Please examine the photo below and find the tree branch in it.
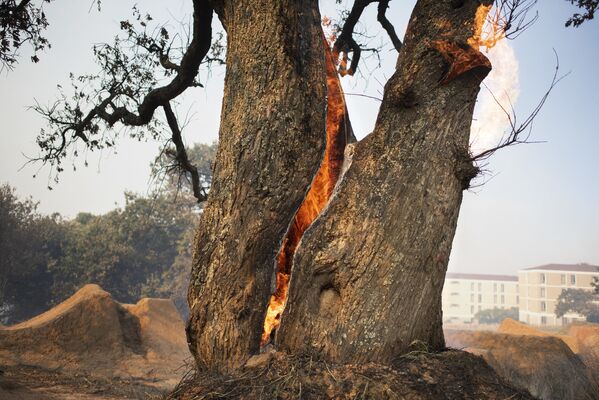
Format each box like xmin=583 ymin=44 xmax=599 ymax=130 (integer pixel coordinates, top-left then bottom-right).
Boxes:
xmin=333 ymin=0 xmax=376 ymax=76
xmin=377 ymin=0 xmax=402 ymax=52
xmin=163 ymin=102 xmax=207 ymax=203
xmin=107 ymin=0 xmax=213 ymax=127
xmin=37 ymin=0 xmax=213 ymax=154
xmin=333 ymin=0 xmax=402 ymax=76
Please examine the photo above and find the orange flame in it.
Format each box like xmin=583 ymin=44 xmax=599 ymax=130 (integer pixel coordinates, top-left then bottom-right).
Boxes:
xmin=468 ymin=3 xmax=506 ymax=50
xmin=261 ymin=35 xmax=349 ymax=346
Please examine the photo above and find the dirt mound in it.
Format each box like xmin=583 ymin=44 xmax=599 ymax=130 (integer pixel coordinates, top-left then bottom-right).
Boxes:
xmin=168 ymin=350 xmax=534 ymax=400
xmin=497 ymin=318 xmax=544 ymax=336
xmin=567 ymin=323 xmax=599 ymax=345
xmin=577 ymin=333 xmax=599 ymax=383
xmin=497 ymin=318 xmax=579 ymax=352
xmin=445 ymin=329 xmax=599 ymax=400
xmin=0 ymin=284 xmax=191 ymax=390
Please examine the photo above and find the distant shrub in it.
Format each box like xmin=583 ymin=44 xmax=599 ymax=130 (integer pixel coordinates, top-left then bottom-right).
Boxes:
xmin=475 ymin=307 xmax=519 ymax=324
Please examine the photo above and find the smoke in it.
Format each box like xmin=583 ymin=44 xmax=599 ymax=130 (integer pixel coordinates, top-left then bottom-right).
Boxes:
xmin=470 ymin=40 xmax=520 ymax=156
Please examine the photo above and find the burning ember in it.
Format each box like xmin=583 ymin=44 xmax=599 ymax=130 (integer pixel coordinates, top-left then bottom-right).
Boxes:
xmin=260 ymin=34 xmax=349 ymax=346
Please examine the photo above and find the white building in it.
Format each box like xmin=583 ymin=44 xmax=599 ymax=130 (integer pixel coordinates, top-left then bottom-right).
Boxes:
xmin=518 ymin=263 xmax=599 ymax=326
xmin=442 ymin=273 xmax=519 ymax=324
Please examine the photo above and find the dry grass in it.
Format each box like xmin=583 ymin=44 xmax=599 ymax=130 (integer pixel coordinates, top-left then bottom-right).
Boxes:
xmin=167 ymin=349 xmax=535 ymax=400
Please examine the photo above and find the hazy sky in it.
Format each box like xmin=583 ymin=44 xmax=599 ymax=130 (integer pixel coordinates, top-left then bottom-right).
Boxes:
xmin=0 ymin=1 xmax=597 ymax=276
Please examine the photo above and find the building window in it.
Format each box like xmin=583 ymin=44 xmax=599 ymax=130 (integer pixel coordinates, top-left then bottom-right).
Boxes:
xmin=470 ymin=306 xmax=474 ymax=314
xmin=541 ymin=301 xmax=547 ymax=312
xmin=517 ymin=295 xmax=519 ymax=304
xmin=540 ymin=273 xmax=546 ymax=284
xmin=478 ymin=294 xmax=482 ymax=303
xmin=501 ymin=295 xmax=505 ymax=304
xmin=570 ymin=275 xmax=576 ymax=285
xmin=494 ymin=294 xmax=497 ymax=304
xmin=541 ymin=316 xmax=547 ymax=325
xmin=494 ymin=283 xmax=497 ymax=292
xmin=478 ymin=283 xmax=482 ymax=291
xmin=471 ymin=282 xmax=474 ymax=291
xmin=470 ymin=294 xmax=474 ymax=302
xmin=540 ymin=288 xmax=545 ymax=298
xmin=561 ymin=274 xmax=566 ymax=285
xmin=501 ymin=284 xmax=505 ymax=292
xmin=478 ymin=305 xmax=482 ymax=312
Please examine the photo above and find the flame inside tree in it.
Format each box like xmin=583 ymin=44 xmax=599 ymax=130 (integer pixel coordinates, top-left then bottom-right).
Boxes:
xmin=261 ymin=36 xmax=352 ymax=346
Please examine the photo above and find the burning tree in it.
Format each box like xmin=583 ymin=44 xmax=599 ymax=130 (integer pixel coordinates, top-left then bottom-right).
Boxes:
xmin=31 ymin=0 xmax=554 ymax=384
xmin=185 ymin=0 xmax=549 ymax=371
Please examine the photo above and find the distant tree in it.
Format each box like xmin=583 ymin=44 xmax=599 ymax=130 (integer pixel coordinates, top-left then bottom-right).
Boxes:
xmin=152 ymin=141 xmax=217 ymax=205
xmin=0 ymin=140 xmax=216 ymax=323
xmin=566 ymin=0 xmax=599 ymax=27
xmin=0 ymin=183 xmax=65 ymax=323
xmin=592 ymin=276 xmax=599 ymax=295
xmin=555 ymin=288 xmax=599 ymax=323
xmin=475 ymin=307 xmax=519 ymax=324
xmin=51 ymin=192 xmax=197 ymax=304
xmin=151 ymin=226 xmax=196 ymax=318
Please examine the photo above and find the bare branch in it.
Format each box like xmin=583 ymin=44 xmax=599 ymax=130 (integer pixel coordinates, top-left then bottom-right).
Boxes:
xmin=478 ymin=0 xmax=538 ymax=48
xmin=377 ymin=0 xmax=402 ymax=52
xmin=332 ymin=0 xmax=402 ymax=76
xmin=333 ymin=0 xmax=376 ymax=76
xmin=470 ymin=51 xmax=565 ymax=162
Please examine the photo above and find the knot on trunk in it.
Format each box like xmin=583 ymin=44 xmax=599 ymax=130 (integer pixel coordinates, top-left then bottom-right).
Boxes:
xmin=455 ymin=158 xmax=480 ymax=190
xmin=387 ymin=81 xmax=418 ymax=109
xmin=450 ymin=0 xmax=465 ymax=8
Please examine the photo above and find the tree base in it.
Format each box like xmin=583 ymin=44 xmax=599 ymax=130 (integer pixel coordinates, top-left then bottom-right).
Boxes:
xmin=167 ymin=349 xmax=534 ymax=399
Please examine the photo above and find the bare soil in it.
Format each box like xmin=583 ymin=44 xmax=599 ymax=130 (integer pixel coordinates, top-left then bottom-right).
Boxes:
xmin=0 ymin=365 xmax=165 ymax=400
xmin=0 ymin=284 xmax=191 ymax=391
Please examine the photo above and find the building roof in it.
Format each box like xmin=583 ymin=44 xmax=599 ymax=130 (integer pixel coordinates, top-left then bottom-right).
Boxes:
xmin=445 ymin=273 xmax=518 ymax=282
xmin=523 ymin=263 xmax=599 ymax=273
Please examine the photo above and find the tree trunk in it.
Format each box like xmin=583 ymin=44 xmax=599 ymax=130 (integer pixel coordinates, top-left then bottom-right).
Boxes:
xmin=277 ymin=0 xmax=492 ymax=364
xmin=186 ymin=0 xmax=326 ymax=370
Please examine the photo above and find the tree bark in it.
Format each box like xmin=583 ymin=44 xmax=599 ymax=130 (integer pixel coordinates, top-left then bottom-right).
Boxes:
xmin=187 ymin=0 xmax=326 ymax=370
xmin=277 ymin=0 xmax=492 ymax=364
